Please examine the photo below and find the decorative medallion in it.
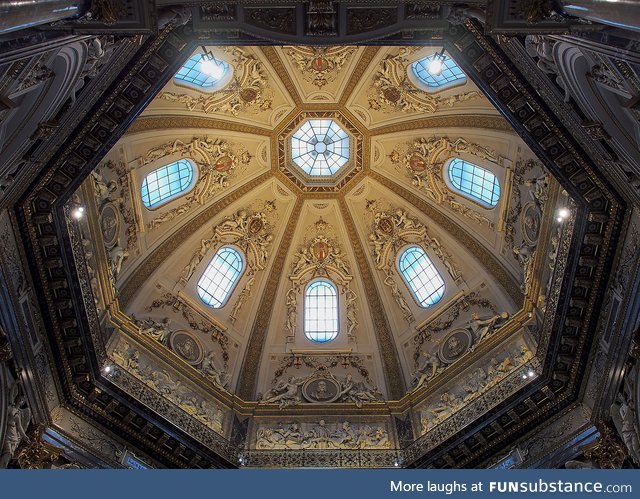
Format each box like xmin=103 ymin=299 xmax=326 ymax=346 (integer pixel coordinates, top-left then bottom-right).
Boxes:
xmin=438 ymin=329 xmax=473 ymax=364
xmin=285 ymin=46 xmax=358 ymax=88
xmin=170 ymin=330 xmax=205 ymax=366
xmin=521 ymin=202 xmax=542 ymax=246
xmin=99 ymin=202 xmax=120 ymax=248
xmin=302 ymin=376 xmax=341 ymax=403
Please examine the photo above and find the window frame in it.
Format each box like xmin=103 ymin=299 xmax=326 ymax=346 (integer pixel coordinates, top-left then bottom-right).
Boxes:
xmin=397 ymin=245 xmax=446 ymax=309
xmin=407 ymin=52 xmax=467 ymax=94
xmin=290 ymin=119 xmax=351 ymax=177
xmin=196 ymin=245 xmax=245 ymax=309
xmin=303 ymin=278 xmax=340 ymax=343
xmin=173 ymin=52 xmax=233 ymax=93
xmin=444 ymin=157 xmax=501 ymax=209
xmin=140 ymin=158 xmax=197 ymax=210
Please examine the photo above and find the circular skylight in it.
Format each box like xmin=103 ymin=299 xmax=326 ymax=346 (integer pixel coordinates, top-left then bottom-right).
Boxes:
xmin=291 ymin=119 xmax=350 ymax=176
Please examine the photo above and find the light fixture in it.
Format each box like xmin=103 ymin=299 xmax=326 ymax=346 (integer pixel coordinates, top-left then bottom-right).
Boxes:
xmin=428 ymin=48 xmax=446 ymax=76
xmin=71 ymin=205 xmax=85 ymax=220
xmin=557 ymin=207 xmax=570 ymax=223
xmin=199 ymin=46 xmax=225 ymax=80
xmin=238 ymin=453 xmax=247 ymax=466
xmin=102 ymin=363 xmax=113 ymax=374
xmin=528 ymin=369 xmax=536 ymax=378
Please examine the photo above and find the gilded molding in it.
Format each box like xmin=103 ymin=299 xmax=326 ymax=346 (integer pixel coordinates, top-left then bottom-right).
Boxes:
xmin=237 ymin=198 xmax=304 ymax=399
xmin=369 ymin=115 xmax=514 ymax=136
xmin=339 ymin=198 xmax=406 ymax=399
xmin=126 ymin=116 xmax=273 ymax=136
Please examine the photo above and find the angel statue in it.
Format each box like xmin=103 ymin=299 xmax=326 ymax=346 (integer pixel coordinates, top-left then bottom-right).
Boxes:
xmin=0 ymin=381 xmax=32 ymax=468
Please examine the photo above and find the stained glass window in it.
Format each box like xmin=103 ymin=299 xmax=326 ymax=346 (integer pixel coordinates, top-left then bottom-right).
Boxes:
xmin=398 ymin=246 xmax=445 ymax=308
xmin=174 ymin=53 xmax=230 ymax=89
xmin=448 ymin=158 xmax=501 ymax=207
xmin=291 ymin=120 xmax=349 ymax=176
xmin=197 ymin=247 xmax=243 ymax=308
xmin=304 ymin=280 xmax=339 ymax=342
xmin=411 ymin=54 xmax=466 ymax=89
xmin=141 ymin=159 xmax=194 ymax=209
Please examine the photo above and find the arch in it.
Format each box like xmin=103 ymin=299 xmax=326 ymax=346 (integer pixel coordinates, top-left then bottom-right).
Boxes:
xmin=140 ymin=159 xmax=195 ymax=209
xmin=174 ymin=53 xmax=232 ymax=91
xmin=197 ymin=246 xmax=244 ymax=308
xmin=398 ymin=246 xmax=445 ymax=308
xmin=304 ymin=279 xmax=339 ymax=342
xmin=410 ymin=53 xmax=466 ymax=92
xmin=447 ymin=158 xmax=500 ymax=208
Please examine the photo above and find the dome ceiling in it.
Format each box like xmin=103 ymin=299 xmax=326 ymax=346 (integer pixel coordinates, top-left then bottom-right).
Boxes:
xmin=71 ymin=43 xmax=571 ymax=464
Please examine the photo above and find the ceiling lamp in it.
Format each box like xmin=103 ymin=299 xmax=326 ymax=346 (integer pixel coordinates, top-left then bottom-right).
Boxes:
xmin=199 ymin=46 xmax=225 ymax=80
xmin=428 ymin=48 xmax=446 ymax=76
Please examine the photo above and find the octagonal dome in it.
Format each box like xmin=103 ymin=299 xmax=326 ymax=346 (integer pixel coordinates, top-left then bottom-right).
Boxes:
xmin=291 ymin=119 xmax=350 ymax=176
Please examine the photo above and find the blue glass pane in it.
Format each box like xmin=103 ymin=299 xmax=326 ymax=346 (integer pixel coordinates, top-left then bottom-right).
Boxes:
xmin=304 ymin=280 xmax=338 ymax=342
xmin=175 ymin=53 xmax=230 ymax=89
xmin=411 ymin=54 xmax=466 ymax=89
xmin=291 ymin=120 xmax=349 ymax=176
xmin=141 ymin=159 xmax=194 ymax=208
xmin=398 ymin=246 xmax=445 ymax=307
xmin=448 ymin=158 xmax=500 ymax=207
xmin=197 ymin=247 xmax=243 ymax=308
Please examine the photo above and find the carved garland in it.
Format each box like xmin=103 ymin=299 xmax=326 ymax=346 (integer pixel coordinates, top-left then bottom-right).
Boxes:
xmin=159 ymin=47 xmax=273 ymax=116
xmin=367 ymin=206 xmax=463 ymax=323
xmin=285 ymin=223 xmax=357 ymax=344
xmin=141 ymin=136 xmax=252 ymax=230
xmin=284 ymin=46 xmax=358 ymax=89
xmin=368 ymin=48 xmax=481 ymax=114
xmin=390 ymin=136 xmax=501 ymax=229
xmin=181 ymin=204 xmax=276 ymax=322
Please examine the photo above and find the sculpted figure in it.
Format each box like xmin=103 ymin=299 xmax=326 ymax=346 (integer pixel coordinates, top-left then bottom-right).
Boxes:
xmin=138 ymin=317 xmax=172 ymax=346
xmin=468 ymin=312 xmax=509 ymax=344
xmin=285 ymin=288 xmax=297 ymax=337
xmin=384 ymin=270 xmax=413 ymax=321
xmin=199 ymin=350 xmax=229 ymax=389
xmin=109 ymin=242 xmax=129 ymax=279
xmin=0 ymin=384 xmax=31 ymax=468
xmin=260 ymin=376 xmax=304 ymax=408
xmin=411 ymin=350 xmax=443 ymax=390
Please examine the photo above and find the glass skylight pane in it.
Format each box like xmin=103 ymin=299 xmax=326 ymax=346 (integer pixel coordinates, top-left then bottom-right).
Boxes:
xmin=141 ymin=159 xmax=194 ymax=208
xmin=304 ymin=280 xmax=338 ymax=342
xmin=448 ymin=158 xmax=500 ymax=207
xmin=291 ymin=120 xmax=350 ymax=176
xmin=197 ymin=247 xmax=243 ymax=308
xmin=175 ymin=53 xmax=230 ymax=89
xmin=399 ymin=246 xmax=445 ymax=308
xmin=411 ymin=54 xmax=467 ymax=89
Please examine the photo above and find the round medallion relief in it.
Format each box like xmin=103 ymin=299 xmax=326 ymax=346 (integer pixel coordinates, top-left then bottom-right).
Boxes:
xmin=302 ymin=376 xmax=340 ymax=403
xmin=378 ymin=217 xmax=394 ymax=235
xmin=170 ymin=330 xmax=205 ymax=366
xmin=521 ymin=203 xmax=541 ymax=246
xmin=438 ymin=329 xmax=472 ymax=364
xmin=99 ymin=203 xmax=120 ymax=249
xmin=409 ymin=155 xmax=427 ymax=173
xmin=311 ymin=57 xmax=329 ymax=72
xmin=312 ymin=240 xmax=329 ymax=261
xmin=248 ymin=217 xmax=264 ymax=235
xmin=383 ymin=87 xmax=402 ymax=103
xmin=215 ymin=156 xmax=233 ymax=172
xmin=239 ymin=88 xmax=258 ymax=103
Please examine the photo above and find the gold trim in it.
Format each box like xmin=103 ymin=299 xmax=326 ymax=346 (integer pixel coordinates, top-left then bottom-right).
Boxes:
xmin=126 ymin=115 xmax=273 ymax=136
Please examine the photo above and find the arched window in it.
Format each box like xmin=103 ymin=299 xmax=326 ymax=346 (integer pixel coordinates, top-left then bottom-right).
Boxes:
xmin=398 ymin=246 xmax=445 ymax=308
xmin=141 ymin=159 xmax=194 ymax=209
xmin=174 ymin=53 xmax=230 ymax=89
xmin=197 ymin=246 xmax=244 ymax=308
xmin=411 ymin=54 xmax=466 ymax=90
xmin=304 ymin=280 xmax=338 ymax=342
xmin=447 ymin=158 xmax=500 ymax=207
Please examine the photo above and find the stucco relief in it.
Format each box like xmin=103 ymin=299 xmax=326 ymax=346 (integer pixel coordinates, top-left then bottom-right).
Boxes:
xmin=367 ymin=204 xmax=462 ymax=322
xmin=368 ymin=48 xmax=481 ymax=114
xmin=140 ymin=136 xmax=253 ymax=230
xmin=159 ymin=48 xmax=273 ymax=116
xmin=255 ymin=420 xmax=390 ymax=450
